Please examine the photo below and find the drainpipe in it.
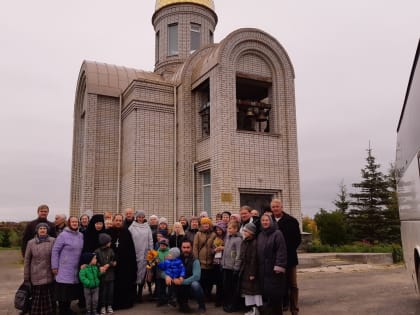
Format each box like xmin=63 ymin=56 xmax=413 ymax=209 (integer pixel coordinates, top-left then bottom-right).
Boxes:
xmin=192 ymin=161 xmax=198 ymax=216
xmin=173 ymin=86 xmax=177 ymax=222
xmin=116 ymin=94 xmax=122 ymax=214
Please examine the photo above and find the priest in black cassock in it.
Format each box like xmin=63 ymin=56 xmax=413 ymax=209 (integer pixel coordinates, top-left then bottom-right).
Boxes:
xmin=109 ymin=214 xmax=138 ymax=309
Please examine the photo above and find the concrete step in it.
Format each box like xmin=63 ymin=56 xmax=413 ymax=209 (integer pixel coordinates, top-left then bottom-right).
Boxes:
xmin=297 ymin=252 xmax=394 ymax=269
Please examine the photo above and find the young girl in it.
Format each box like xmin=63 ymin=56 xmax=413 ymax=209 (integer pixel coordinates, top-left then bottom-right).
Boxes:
xmin=240 ymin=222 xmax=262 ymax=315
xmin=213 ymin=222 xmax=226 ymax=307
xmin=221 ymin=220 xmax=242 ymax=312
xmin=169 ymin=222 xmax=185 ymax=249
xmin=94 ymin=233 xmax=117 ymax=314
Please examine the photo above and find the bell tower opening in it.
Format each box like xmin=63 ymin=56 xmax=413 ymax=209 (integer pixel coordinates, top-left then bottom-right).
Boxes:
xmin=236 ymin=77 xmax=272 ymax=132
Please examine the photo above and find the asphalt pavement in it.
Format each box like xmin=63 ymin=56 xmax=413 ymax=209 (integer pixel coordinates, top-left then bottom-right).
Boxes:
xmin=2 ymin=250 xmax=419 ymax=315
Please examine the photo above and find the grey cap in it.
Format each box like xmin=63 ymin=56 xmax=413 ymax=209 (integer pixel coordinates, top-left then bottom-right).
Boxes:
xmin=243 ymin=222 xmax=257 ymax=234
xmin=169 ymin=247 xmax=180 ymax=259
xmin=35 ymin=222 xmax=49 ymax=233
xmin=98 ymin=233 xmax=112 ymax=246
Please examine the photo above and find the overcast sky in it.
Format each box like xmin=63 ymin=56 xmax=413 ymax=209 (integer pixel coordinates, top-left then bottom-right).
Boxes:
xmin=1 ymin=0 xmax=419 ymax=222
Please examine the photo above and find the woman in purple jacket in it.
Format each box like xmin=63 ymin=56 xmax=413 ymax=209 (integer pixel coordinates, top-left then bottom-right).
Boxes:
xmin=51 ymin=216 xmax=84 ymax=315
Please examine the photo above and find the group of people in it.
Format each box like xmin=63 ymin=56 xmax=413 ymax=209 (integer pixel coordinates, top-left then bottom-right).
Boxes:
xmin=21 ymin=199 xmax=301 ymax=315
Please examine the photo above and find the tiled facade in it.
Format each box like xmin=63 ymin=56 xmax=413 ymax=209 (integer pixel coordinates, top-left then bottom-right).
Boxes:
xmin=70 ymin=0 xmax=302 ymax=225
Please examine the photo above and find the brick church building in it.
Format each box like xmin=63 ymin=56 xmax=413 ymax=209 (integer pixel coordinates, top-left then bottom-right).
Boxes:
xmin=70 ymin=0 xmax=302 ymax=224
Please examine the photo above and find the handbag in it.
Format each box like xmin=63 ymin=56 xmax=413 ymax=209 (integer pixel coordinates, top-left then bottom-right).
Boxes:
xmin=14 ymin=281 xmax=32 ymax=312
xmin=145 ymin=266 xmax=155 ymax=283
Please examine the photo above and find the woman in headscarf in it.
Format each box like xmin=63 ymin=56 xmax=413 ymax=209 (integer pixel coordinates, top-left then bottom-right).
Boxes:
xmin=82 ymin=214 xmax=105 ymax=253
xmin=128 ymin=210 xmax=153 ymax=303
xmin=193 ymin=217 xmax=216 ymax=299
xmin=23 ymin=222 xmax=56 ymax=315
xmin=51 ymin=216 xmax=84 ymax=315
xmin=257 ymin=214 xmax=287 ymax=315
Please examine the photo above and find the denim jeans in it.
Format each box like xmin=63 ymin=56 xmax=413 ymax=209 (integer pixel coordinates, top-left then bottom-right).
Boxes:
xmin=176 ymin=280 xmax=206 ymax=309
xmin=84 ymin=287 xmax=99 ymax=313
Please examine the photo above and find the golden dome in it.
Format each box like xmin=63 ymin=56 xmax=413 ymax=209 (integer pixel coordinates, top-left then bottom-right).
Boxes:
xmin=155 ymin=0 xmax=215 ymax=12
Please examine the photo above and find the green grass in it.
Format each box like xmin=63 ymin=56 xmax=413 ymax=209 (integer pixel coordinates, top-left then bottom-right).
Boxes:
xmin=0 ymin=246 xmax=19 ymax=251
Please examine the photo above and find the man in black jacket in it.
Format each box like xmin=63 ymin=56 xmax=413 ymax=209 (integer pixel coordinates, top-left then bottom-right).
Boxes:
xmin=21 ymin=204 xmax=56 ymax=256
xmin=271 ymin=198 xmax=301 ymax=315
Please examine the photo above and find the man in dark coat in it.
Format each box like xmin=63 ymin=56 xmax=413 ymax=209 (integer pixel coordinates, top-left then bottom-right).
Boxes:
xmin=239 ymin=205 xmax=261 ymax=236
xmin=109 ymin=214 xmax=138 ymax=309
xmin=271 ymin=199 xmax=301 ymax=315
xmin=21 ymin=204 xmax=56 ymax=256
xmin=123 ymin=208 xmax=135 ymax=228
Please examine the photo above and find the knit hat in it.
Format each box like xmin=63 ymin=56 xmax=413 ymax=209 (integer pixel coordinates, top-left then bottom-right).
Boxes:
xmin=215 ymin=221 xmax=227 ymax=233
xmin=159 ymin=217 xmax=168 ymax=226
xmin=243 ymin=222 xmax=257 ymax=235
xmin=159 ymin=238 xmax=169 ymax=246
xmin=98 ymin=233 xmax=112 ymax=246
xmin=135 ymin=210 xmax=146 ymax=218
xmin=149 ymin=214 xmax=158 ymax=221
xmin=168 ymin=247 xmax=180 ymax=259
xmin=199 ymin=211 xmax=209 ymax=218
xmin=200 ymin=217 xmax=212 ymax=225
xmin=35 ymin=222 xmax=49 ymax=233
xmin=80 ymin=252 xmax=96 ymax=265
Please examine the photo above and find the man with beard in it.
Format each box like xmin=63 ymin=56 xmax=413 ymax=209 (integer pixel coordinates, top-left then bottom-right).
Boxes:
xmin=173 ymin=239 xmax=206 ymax=314
xmin=185 ymin=217 xmax=199 ymax=245
xmin=108 ymin=214 xmax=137 ymax=309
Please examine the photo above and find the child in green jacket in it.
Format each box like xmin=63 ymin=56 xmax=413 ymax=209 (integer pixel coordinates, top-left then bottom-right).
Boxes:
xmin=79 ymin=252 xmax=102 ymax=315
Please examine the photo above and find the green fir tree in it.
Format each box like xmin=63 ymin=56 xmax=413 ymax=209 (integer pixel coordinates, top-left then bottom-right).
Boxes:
xmin=334 ymin=181 xmax=350 ymax=214
xmin=349 ymin=147 xmax=389 ymax=243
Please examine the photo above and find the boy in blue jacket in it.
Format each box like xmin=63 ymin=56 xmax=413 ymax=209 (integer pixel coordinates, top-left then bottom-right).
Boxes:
xmin=158 ymin=247 xmax=186 ymax=307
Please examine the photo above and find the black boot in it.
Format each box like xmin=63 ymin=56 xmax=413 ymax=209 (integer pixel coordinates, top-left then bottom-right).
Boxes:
xmin=137 ymin=283 xmax=144 ymax=303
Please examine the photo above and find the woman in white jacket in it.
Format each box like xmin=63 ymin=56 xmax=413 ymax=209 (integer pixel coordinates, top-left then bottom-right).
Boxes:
xmin=128 ymin=210 xmax=153 ymax=302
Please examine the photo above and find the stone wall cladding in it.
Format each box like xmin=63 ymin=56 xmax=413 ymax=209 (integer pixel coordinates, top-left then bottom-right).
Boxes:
xmin=71 ymin=5 xmax=301 ymax=225
xmin=173 ymin=46 xmax=215 ymax=219
xmin=92 ymin=95 xmax=120 ymax=213
xmin=70 ymin=76 xmax=86 ymax=216
xmin=121 ymin=81 xmax=175 ymax=219
xmin=207 ymin=29 xmax=301 ymax=222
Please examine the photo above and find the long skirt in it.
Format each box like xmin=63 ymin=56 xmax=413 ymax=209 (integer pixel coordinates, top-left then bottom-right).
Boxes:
xmin=31 ymin=283 xmax=55 ymax=315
